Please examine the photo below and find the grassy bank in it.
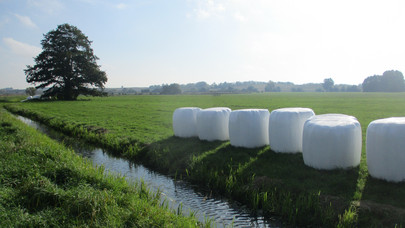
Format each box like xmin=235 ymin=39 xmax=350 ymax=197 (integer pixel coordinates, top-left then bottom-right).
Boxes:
xmin=4 ymin=93 xmax=405 ymax=226
xmin=0 ymin=109 xmax=201 ymax=227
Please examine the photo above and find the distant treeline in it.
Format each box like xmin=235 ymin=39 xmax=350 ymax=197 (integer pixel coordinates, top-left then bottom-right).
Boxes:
xmin=102 ymin=81 xmax=362 ymax=95
xmin=3 ymin=70 xmax=403 ymax=96
xmin=141 ymin=80 xmax=362 ymax=95
xmin=140 ymin=70 xmax=404 ymax=95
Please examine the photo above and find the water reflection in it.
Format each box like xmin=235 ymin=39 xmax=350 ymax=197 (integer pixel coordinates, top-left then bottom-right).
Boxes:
xmin=17 ymin=115 xmax=280 ymax=227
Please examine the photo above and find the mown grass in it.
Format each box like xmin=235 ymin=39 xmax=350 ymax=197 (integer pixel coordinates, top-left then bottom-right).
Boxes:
xmin=0 ymin=109 xmax=201 ymax=227
xmin=4 ymin=92 xmax=405 ymax=226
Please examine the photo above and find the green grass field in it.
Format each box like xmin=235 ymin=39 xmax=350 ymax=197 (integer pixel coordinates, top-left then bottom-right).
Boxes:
xmin=4 ymin=92 xmax=405 ymax=226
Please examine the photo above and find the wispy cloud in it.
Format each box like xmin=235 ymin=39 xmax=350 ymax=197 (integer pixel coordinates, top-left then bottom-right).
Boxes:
xmin=193 ymin=0 xmax=226 ymax=19
xmin=3 ymin=37 xmax=41 ymax=58
xmin=14 ymin=14 xmax=37 ymax=29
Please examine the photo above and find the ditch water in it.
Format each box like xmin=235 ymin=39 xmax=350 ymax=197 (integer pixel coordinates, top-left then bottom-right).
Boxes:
xmin=17 ymin=115 xmax=281 ymax=227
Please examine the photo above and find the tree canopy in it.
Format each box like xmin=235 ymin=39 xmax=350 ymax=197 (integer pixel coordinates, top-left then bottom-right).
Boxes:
xmin=25 ymin=23 xmax=107 ymax=100
xmin=322 ymin=78 xmax=334 ymax=92
xmin=161 ymin=83 xmax=182 ymax=95
xmin=25 ymin=87 xmax=36 ymax=96
xmin=362 ymin=70 xmax=405 ymax=92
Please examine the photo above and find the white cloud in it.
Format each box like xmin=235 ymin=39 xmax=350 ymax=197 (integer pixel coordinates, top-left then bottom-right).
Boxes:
xmin=3 ymin=37 xmax=41 ymax=58
xmin=14 ymin=14 xmax=37 ymax=29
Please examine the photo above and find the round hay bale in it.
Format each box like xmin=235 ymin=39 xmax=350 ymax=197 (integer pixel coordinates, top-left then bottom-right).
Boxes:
xmin=367 ymin=117 xmax=405 ymax=182
xmin=269 ymin=107 xmax=315 ymax=153
xmin=197 ymin=107 xmax=231 ymax=141
xmin=229 ymin=109 xmax=270 ymax=148
xmin=172 ymin=107 xmax=201 ymax=138
xmin=302 ymin=114 xmax=362 ymax=170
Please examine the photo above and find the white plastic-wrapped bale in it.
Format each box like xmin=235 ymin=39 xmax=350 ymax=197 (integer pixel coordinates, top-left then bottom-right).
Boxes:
xmin=229 ymin=109 xmax=270 ymax=148
xmin=269 ymin=107 xmax=315 ymax=153
xmin=197 ymin=107 xmax=231 ymax=141
xmin=172 ymin=107 xmax=201 ymax=138
xmin=302 ymin=114 xmax=362 ymax=170
xmin=367 ymin=117 xmax=405 ymax=182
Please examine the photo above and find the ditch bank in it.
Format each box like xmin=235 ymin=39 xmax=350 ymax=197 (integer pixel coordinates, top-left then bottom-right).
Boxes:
xmin=0 ymin=110 xmax=199 ymax=227
xmin=5 ymin=104 xmax=405 ymax=227
xmin=16 ymin=114 xmax=278 ymax=227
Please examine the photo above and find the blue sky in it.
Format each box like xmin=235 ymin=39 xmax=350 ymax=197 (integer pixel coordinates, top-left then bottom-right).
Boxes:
xmin=1 ymin=0 xmax=405 ymax=89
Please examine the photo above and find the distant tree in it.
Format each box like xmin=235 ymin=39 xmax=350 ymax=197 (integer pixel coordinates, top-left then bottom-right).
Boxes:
xmin=25 ymin=23 xmax=107 ymax=100
xmin=149 ymin=85 xmax=162 ymax=94
xmin=381 ymin=70 xmax=405 ymax=92
xmin=25 ymin=87 xmax=36 ymax=96
xmin=265 ymin=81 xmax=275 ymax=92
xmin=362 ymin=70 xmax=405 ymax=92
xmin=322 ymin=78 xmax=334 ymax=92
xmin=245 ymin=85 xmax=259 ymax=93
xmin=195 ymin=81 xmax=209 ymax=92
xmin=265 ymin=81 xmax=281 ymax=92
xmin=291 ymin=87 xmax=304 ymax=92
xmin=362 ymin=75 xmax=381 ymax=92
xmin=346 ymin=85 xmax=361 ymax=92
xmin=161 ymin=83 xmax=182 ymax=95
xmin=226 ymin=86 xmax=236 ymax=93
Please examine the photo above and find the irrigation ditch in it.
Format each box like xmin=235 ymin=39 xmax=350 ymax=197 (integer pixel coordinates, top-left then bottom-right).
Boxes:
xmin=15 ymin=114 xmax=282 ymax=227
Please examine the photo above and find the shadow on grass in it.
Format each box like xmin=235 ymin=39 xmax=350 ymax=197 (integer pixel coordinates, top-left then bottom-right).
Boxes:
xmin=141 ymin=136 xmax=226 ymax=174
xmin=246 ymin=150 xmax=360 ymax=198
xmin=142 ymin=136 xmax=364 ymax=225
xmin=144 ymin=136 xmax=360 ymax=199
xmin=357 ymin=175 xmax=405 ymax=226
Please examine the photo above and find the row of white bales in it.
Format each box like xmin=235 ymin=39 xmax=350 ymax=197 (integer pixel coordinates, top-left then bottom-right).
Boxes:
xmin=173 ymin=107 xmax=405 ymax=183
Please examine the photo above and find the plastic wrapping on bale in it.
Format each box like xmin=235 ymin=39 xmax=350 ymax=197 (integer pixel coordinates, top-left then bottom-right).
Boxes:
xmin=269 ymin=107 xmax=315 ymax=153
xmin=302 ymin=114 xmax=362 ymax=170
xmin=172 ymin=107 xmax=201 ymax=138
xmin=229 ymin=109 xmax=270 ymax=148
xmin=367 ymin=117 xmax=405 ymax=182
xmin=197 ymin=107 xmax=231 ymax=141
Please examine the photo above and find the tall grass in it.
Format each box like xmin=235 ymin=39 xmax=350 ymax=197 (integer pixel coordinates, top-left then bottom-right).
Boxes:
xmin=4 ymin=93 xmax=405 ymax=226
xmin=0 ymin=109 xmax=201 ymax=227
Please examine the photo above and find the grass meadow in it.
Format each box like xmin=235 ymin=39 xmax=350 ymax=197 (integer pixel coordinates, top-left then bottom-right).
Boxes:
xmin=4 ymin=92 xmax=405 ymax=226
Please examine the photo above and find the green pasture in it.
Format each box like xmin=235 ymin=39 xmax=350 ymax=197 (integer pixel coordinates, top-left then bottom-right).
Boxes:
xmin=4 ymin=92 xmax=405 ymax=226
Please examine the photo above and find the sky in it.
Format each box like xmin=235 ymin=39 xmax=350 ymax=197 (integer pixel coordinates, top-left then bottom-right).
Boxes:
xmin=1 ymin=0 xmax=405 ymax=89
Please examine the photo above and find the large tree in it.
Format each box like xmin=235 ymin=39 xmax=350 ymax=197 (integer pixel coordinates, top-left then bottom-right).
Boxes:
xmin=25 ymin=23 xmax=107 ymax=100
xmin=362 ymin=70 xmax=405 ymax=92
xmin=322 ymin=78 xmax=334 ymax=92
